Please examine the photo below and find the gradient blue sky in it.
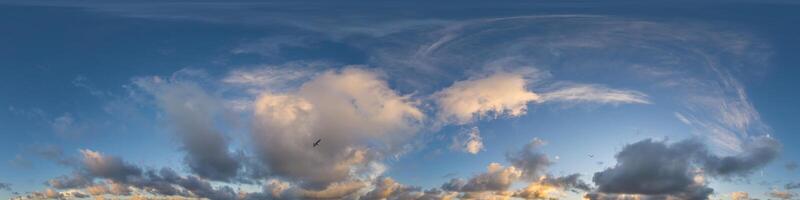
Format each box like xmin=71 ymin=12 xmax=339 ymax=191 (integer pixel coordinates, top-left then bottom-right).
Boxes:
xmin=1 ymin=1 xmax=799 ymax=200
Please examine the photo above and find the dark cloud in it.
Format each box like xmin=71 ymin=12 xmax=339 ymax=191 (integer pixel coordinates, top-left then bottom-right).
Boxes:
xmin=46 ymin=149 xmax=140 ymax=190
xmin=786 ymin=182 xmax=800 ymax=190
xmin=442 ymin=139 xmax=591 ymax=199
xmin=542 ymin=174 xmax=592 ymax=193
xmin=79 ymin=149 xmax=142 ymax=182
xmin=700 ymin=136 xmax=781 ymax=177
xmin=440 ymin=178 xmax=466 ymax=192
xmin=46 ymin=174 xmax=92 ymax=189
xmin=591 ymin=139 xmax=710 ymax=199
xmin=0 ymin=182 xmax=10 ymax=191
xmin=134 ymin=73 xmax=242 ymax=181
xmin=506 ymin=138 xmax=552 ymax=179
xmin=589 ymin=137 xmax=780 ymax=200
xmin=29 ymin=149 xmax=239 ymax=200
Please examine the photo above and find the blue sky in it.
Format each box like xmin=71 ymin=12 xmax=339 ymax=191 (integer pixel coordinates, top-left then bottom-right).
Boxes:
xmin=1 ymin=1 xmax=799 ymax=200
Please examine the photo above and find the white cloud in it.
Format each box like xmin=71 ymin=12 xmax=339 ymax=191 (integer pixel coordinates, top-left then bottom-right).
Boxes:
xmin=731 ymin=191 xmax=750 ymax=200
xmin=435 ymin=71 xmax=540 ymax=125
xmin=435 ymin=70 xmax=650 ymax=126
xmin=252 ymin=67 xmax=425 ymax=187
xmin=450 ymin=127 xmax=484 ymax=154
xmin=222 ymin=62 xmax=323 ymax=94
xmin=540 ymin=83 xmax=650 ymax=105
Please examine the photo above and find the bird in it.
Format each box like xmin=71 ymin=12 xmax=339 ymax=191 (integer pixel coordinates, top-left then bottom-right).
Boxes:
xmin=588 ymin=154 xmax=595 ymax=158
xmin=313 ymin=139 xmax=322 ymax=147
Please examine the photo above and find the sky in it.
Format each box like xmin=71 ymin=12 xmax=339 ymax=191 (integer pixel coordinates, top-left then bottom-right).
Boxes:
xmin=1 ymin=1 xmax=799 ymax=200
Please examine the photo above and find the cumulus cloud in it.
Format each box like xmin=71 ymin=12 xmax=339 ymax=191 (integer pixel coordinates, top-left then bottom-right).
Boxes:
xmin=294 ymin=181 xmax=367 ymax=200
xmin=13 ymin=189 xmax=88 ymax=200
xmin=731 ymin=191 xmax=751 ymax=200
xmin=22 ymin=149 xmax=241 ymax=200
xmin=78 ymin=149 xmax=142 ymax=182
xmin=45 ymin=149 xmax=142 ymax=190
xmin=47 ymin=173 xmax=92 ymax=190
xmin=14 ymin=11 xmax=783 ymax=200
xmin=590 ymin=139 xmax=713 ymax=200
xmin=441 ymin=163 xmax=521 ymax=200
xmin=440 ymin=138 xmax=591 ymax=200
xmin=245 ymin=179 xmax=370 ymax=200
xmin=362 ymin=177 xmax=420 ymax=200
xmin=506 ymin=138 xmax=551 ymax=179
xmin=454 ymin=163 xmax=522 ymax=192
xmin=514 ymin=174 xmax=592 ymax=200
xmin=588 ymin=137 xmax=780 ymax=200
xmin=85 ymin=182 xmax=131 ymax=196
xmin=450 ymin=127 xmax=484 ymax=154
xmin=134 ymin=71 xmax=241 ymax=181
xmin=434 ymin=71 xmax=540 ymax=125
xmin=768 ymin=189 xmax=796 ymax=200
xmin=251 ymin=67 xmax=424 ymax=188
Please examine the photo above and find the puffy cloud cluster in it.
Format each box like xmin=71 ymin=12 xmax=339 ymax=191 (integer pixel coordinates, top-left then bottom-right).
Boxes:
xmin=768 ymin=189 xmax=797 ymax=200
xmin=361 ymin=177 xmax=459 ymax=200
xmin=361 ymin=177 xmax=460 ymax=200
xmin=587 ymin=137 xmax=780 ymax=200
xmin=47 ymin=149 xmax=141 ymax=190
xmin=514 ymin=174 xmax=592 ymax=200
xmin=23 ymin=149 xmax=240 ymax=200
xmin=442 ymin=139 xmax=592 ymax=199
xmin=251 ymin=67 xmax=424 ymax=188
xmin=589 ymin=139 xmax=713 ymax=200
xmin=12 ymin=189 xmax=88 ymax=200
xmin=443 ymin=163 xmax=522 ymax=193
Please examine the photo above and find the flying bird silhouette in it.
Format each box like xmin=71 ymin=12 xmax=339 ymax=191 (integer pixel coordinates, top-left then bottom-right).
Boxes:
xmin=313 ymin=139 xmax=321 ymax=147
